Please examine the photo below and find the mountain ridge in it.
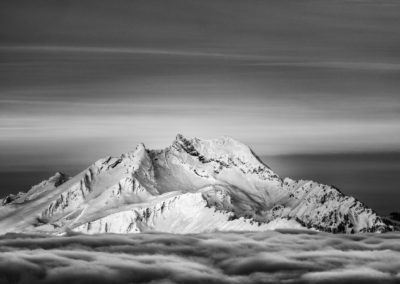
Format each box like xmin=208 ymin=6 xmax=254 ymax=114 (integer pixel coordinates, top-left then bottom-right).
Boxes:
xmin=0 ymin=134 xmax=390 ymax=234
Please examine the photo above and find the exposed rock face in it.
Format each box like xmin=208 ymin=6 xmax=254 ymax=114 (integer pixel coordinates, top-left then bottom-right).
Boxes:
xmin=0 ymin=135 xmax=389 ymax=234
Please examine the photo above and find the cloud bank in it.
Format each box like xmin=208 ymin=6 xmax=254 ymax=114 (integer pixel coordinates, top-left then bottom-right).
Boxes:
xmin=0 ymin=230 xmax=399 ymax=284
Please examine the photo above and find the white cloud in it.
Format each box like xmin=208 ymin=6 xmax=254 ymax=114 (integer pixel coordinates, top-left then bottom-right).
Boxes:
xmin=0 ymin=230 xmax=399 ymax=283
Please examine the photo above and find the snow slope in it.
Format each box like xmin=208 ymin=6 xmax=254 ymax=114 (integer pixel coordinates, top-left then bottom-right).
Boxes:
xmin=0 ymin=134 xmax=389 ymax=234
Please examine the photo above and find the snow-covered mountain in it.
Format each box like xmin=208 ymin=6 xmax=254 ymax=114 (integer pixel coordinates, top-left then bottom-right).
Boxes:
xmin=0 ymin=134 xmax=389 ymax=234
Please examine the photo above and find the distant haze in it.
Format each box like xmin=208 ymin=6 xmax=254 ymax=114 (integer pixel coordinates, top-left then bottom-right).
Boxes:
xmin=0 ymin=0 xmax=399 ymax=213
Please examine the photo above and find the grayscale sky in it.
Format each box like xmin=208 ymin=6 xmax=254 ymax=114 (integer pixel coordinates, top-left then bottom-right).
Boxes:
xmin=0 ymin=0 xmax=399 ymax=213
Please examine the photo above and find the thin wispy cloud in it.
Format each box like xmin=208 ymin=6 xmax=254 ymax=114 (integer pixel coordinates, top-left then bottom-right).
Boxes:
xmin=0 ymin=45 xmax=276 ymax=61
xmin=251 ymin=61 xmax=400 ymax=71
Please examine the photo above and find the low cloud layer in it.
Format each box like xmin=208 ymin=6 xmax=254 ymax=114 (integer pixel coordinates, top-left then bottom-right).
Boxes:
xmin=0 ymin=230 xmax=399 ymax=283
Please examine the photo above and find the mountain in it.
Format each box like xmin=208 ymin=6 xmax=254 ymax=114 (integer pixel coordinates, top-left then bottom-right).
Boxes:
xmin=383 ymin=212 xmax=400 ymax=231
xmin=0 ymin=134 xmax=389 ymax=234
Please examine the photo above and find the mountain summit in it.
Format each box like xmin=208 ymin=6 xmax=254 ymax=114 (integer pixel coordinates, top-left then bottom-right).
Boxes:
xmin=0 ymin=135 xmax=389 ymax=234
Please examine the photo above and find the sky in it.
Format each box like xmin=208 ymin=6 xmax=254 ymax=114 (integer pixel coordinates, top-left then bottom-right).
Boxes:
xmin=0 ymin=0 xmax=399 ymax=213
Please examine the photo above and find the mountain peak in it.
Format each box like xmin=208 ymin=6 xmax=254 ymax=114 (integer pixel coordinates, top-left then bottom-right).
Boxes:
xmin=176 ymin=135 xmax=269 ymax=173
xmin=173 ymin=134 xmax=257 ymax=160
xmin=174 ymin=133 xmax=241 ymax=146
xmin=175 ymin=133 xmax=186 ymax=142
xmin=134 ymin=142 xmax=147 ymax=154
